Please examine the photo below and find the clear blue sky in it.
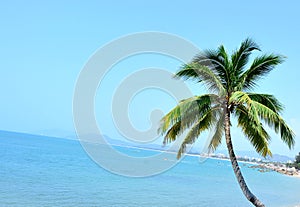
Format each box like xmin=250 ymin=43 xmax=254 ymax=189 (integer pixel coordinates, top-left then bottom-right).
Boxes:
xmin=0 ymin=0 xmax=299 ymax=156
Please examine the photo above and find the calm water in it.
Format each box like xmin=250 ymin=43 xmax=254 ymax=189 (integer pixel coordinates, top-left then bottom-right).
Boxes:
xmin=0 ymin=131 xmax=300 ymax=207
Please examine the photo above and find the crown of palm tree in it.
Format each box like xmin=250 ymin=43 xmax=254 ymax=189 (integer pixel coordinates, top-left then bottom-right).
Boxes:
xmin=158 ymin=38 xmax=295 ymax=158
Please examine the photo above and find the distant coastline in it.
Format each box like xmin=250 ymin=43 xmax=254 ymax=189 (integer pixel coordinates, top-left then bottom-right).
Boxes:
xmin=1 ymin=130 xmax=299 ymax=178
xmin=198 ymin=154 xmax=300 ymax=178
xmin=109 ymin=143 xmax=300 ymax=178
xmin=116 ymin=144 xmax=300 ymax=178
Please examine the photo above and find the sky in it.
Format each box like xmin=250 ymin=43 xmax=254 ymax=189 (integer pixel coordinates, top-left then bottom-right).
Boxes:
xmin=0 ymin=0 xmax=300 ymax=156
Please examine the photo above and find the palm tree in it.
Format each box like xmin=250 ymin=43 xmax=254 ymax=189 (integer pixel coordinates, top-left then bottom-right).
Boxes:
xmin=158 ymin=38 xmax=295 ymax=207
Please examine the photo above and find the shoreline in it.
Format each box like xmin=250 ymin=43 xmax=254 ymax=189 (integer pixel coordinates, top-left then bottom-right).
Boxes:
xmin=113 ymin=144 xmax=300 ymax=178
xmin=249 ymin=163 xmax=300 ymax=178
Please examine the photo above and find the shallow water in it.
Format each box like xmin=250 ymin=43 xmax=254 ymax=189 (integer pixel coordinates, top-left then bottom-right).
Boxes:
xmin=0 ymin=131 xmax=299 ymax=207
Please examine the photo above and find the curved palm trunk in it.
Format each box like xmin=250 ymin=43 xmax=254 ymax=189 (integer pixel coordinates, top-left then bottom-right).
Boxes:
xmin=224 ymin=106 xmax=265 ymax=207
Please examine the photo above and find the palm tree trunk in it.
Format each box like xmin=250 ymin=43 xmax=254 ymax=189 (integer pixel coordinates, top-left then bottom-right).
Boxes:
xmin=224 ymin=106 xmax=265 ymax=207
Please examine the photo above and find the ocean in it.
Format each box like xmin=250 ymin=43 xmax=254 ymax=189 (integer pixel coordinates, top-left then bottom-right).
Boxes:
xmin=0 ymin=131 xmax=300 ymax=207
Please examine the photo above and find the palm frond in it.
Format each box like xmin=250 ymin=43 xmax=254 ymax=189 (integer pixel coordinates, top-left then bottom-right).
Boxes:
xmin=175 ymin=62 xmax=225 ymax=94
xmin=217 ymin=45 xmax=231 ymax=70
xmin=159 ymin=94 xmax=219 ymax=144
xmin=163 ymin=121 xmax=181 ymax=145
xmin=208 ymin=109 xmax=225 ymax=152
xmin=278 ymin=118 xmax=295 ymax=149
xmin=193 ymin=49 xmax=229 ymax=88
xmin=231 ymin=38 xmax=260 ymax=78
xmin=236 ymin=105 xmax=272 ymax=157
xmin=250 ymin=101 xmax=295 ymax=149
xmin=247 ymin=93 xmax=283 ymax=114
xmin=239 ymin=54 xmax=285 ymax=90
xmin=176 ymin=107 xmax=219 ymax=159
xmin=230 ymin=91 xmax=295 ymax=150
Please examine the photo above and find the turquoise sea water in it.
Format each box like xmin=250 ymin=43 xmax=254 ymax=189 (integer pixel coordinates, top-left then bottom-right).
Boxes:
xmin=1 ymin=131 xmax=300 ymax=207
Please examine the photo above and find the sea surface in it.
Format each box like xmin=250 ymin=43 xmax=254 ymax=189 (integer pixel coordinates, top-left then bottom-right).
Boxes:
xmin=1 ymin=131 xmax=300 ymax=207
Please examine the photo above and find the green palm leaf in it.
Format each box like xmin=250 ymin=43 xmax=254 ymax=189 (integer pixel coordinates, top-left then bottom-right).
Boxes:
xmin=247 ymin=93 xmax=283 ymax=114
xmin=231 ymin=38 xmax=260 ymax=78
xmin=239 ymin=54 xmax=285 ymax=90
xmin=207 ymin=109 xmax=225 ymax=152
xmin=176 ymin=107 xmax=219 ymax=159
xmin=175 ymin=63 xmax=225 ymax=94
xmin=193 ymin=49 xmax=229 ymax=88
xmin=230 ymin=91 xmax=295 ymax=151
xmin=236 ymin=105 xmax=272 ymax=157
xmin=158 ymin=95 xmax=217 ymax=135
xmin=159 ymin=95 xmax=221 ymax=144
